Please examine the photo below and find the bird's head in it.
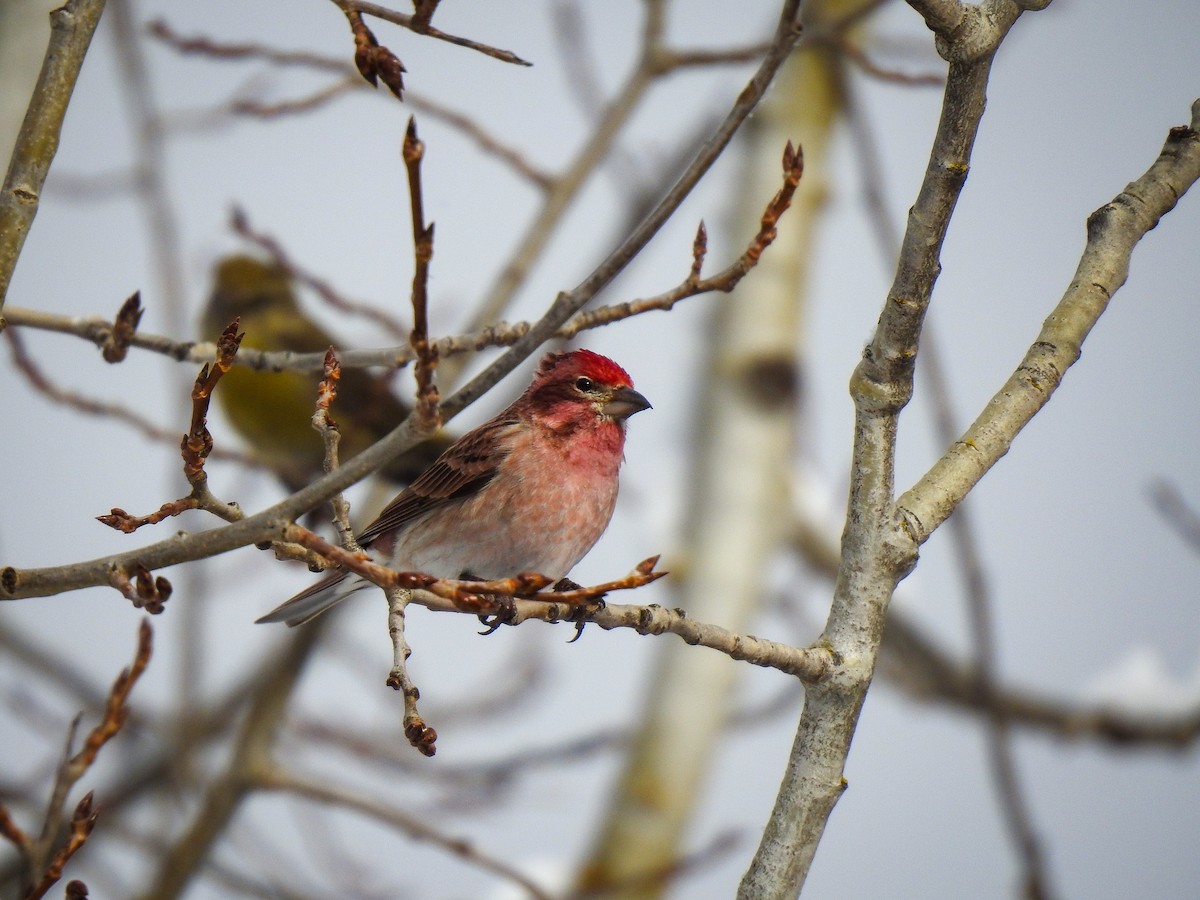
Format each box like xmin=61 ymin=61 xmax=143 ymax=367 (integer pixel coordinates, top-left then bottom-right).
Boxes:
xmin=201 ymin=255 xmax=299 ymax=340
xmin=526 ymin=349 xmax=652 ymax=429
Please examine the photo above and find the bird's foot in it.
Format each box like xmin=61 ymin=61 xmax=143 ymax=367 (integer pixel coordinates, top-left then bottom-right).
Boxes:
xmin=552 ymin=578 xmax=606 ymax=643
xmin=476 ymin=595 xmax=518 ymax=636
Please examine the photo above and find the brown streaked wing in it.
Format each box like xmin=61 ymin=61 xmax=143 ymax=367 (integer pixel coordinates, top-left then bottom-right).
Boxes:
xmin=356 ymin=416 xmax=519 ymax=547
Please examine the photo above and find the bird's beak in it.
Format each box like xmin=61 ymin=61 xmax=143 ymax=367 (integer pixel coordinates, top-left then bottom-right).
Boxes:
xmin=604 ymin=386 xmax=652 ymax=420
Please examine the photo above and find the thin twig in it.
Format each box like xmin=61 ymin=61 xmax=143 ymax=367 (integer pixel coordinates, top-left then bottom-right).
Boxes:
xmin=378 ymin=123 xmax=442 ymax=751
xmin=6 ymin=134 xmax=806 ymax=383
xmin=15 ymin=621 xmax=152 ymax=898
xmin=385 ymin=588 xmax=436 ymax=755
xmin=439 ymin=0 xmax=805 ymax=420
xmin=146 ymin=19 xmax=350 ymax=71
xmin=309 ymin=351 xmax=436 ymax=757
xmin=818 ymin=31 xmax=943 ymax=86
xmin=229 ymin=78 xmax=361 ymax=119
xmin=3 ymin=326 xmax=259 ymax=467
xmin=406 ymin=92 xmax=553 ymax=187
xmin=402 ymin=118 xmax=440 ymax=428
xmin=108 ymin=0 xmax=189 ymax=348
xmin=311 ymin=347 xmax=355 ymax=537
xmin=449 ymin=0 xmax=668 ymax=352
xmin=655 ymin=43 xmax=777 ymax=71
xmin=96 ymin=321 xmax=247 ymax=536
xmin=282 ymin=522 xmax=657 ymax=606
xmin=147 ymin=21 xmax=551 ymax=185
xmin=342 ymin=0 xmax=532 ymax=67
xmin=563 ymin=141 xmax=804 ymax=334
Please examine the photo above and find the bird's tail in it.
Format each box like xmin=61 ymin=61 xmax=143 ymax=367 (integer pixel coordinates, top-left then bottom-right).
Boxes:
xmin=255 ymin=571 xmax=372 ymax=627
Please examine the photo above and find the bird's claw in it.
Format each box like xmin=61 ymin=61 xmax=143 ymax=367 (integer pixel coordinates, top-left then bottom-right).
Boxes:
xmin=476 ymin=595 xmax=518 ymax=636
xmin=563 ymin=586 xmax=606 ymax=644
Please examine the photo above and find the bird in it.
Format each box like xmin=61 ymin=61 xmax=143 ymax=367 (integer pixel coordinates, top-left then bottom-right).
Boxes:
xmin=256 ymin=349 xmax=651 ymax=626
xmin=199 ymin=255 xmax=450 ymax=491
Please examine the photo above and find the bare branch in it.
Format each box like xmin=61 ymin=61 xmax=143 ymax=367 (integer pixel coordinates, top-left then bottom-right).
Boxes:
xmin=341 ymin=0 xmax=532 ymax=67
xmin=228 ymin=78 xmax=361 ymax=119
xmin=275 ymin=526 xmax=832 ymax=683
xmin=255 ymin=768 xmax=552 ymax=898
xmin=440 ymin=0 xmax=804 ymax=420
xmin=844 ymin=58 xmax=1054 ymax=896
xmin=820 ymin=31 xmax=944 ymax=86
xmin=882 ymin=614 xmax=1200 ymax=747
xmin=742 ymin=4 xmax=1052 ymax=896
xmin=580 ymin=602 xmax=832 ymax=683
xmin=96 ymin=321 xmax=247 ymax=536
xmin=554 ymin=143 xmax=805 ymax=335
xmin=14 ymin=621 xmax=151 ymax=897
xmin=138 ymin=623 xmax=323 ymax=900
xmin=385 ymin=588 xmax=438 ymax=756
xmin=6 ymin=139 xmax=805 ymax=384
xmin=405 ymin=92 xmax=554 ymax=187
xmin=402 ymin=118 xmax=440 ymax=430
xmin=448 ymin=0 xmax=800 ymax=362
xmin=790 ymin=509 xmax=1200 ymax=749
xmin=898 ymin=101 xmax=1200 ymax=541
xmin=3 ymin=325 xmax=257 ymax=467
xmin=146 ymin=19 xmax=350 ymax=71
xmin=231 ymin=207 xmax=411 ymax=342
xmin=149 ymin=21 xmax=549 ymax=183
xmin=0 ymin=0 xmax=108 ymax=319
xmin=311 ymin=347 xmax=354 ymax=534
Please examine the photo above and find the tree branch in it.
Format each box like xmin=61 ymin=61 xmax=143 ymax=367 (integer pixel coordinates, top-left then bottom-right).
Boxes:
xmin=741 ymin=4 xmax=1049 ymax=896
xmin=898 ymin=99 xmax=1200 ymax=541
xmin=0 ymin=0 xmax=108 ymax=319
xmin=254 ymin=767 xmax=553 ymax=899
xmin=341 ymin=0 xmax=532 ymax=67
xmin=6 ymin=620 xmax=151 ymax=898
xmin=137 ymin=621 xmax=322 ymax=900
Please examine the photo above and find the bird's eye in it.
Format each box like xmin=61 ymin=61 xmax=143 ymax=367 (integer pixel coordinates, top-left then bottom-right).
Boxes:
xmin=575 ymin=376 xmax=595 ymax=392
